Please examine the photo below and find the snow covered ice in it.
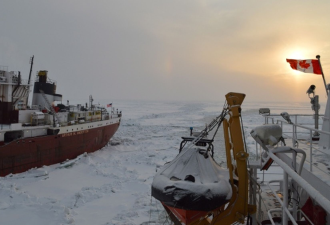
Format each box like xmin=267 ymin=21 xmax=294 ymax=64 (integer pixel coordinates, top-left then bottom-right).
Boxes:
xmin=0 ymin=99 xmax=319 ymax=225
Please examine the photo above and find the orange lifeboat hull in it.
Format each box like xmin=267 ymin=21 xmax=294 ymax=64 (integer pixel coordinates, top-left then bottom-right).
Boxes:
xmin=162 ymin=203 xmax=212 ymax=225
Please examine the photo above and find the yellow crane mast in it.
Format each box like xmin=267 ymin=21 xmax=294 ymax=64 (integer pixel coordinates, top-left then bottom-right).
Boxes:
xmin=189 ymin=92 xmax=256 ymax=225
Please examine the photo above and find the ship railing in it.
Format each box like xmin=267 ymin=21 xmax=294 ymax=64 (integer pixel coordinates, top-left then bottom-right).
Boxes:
xmin=111 ymin=114 xmax=120 ymax=119
xmin=31 ymin=105 xmax=40 ymax=110
xmin=0 ymin=124 xmax=10 ymax=130
xmin=249 ymin=114 xmax=330 ymax=224
xmin=264 ymin=179 xmax=317 ymax=225
xmin=266 ymin=209 xmax=314 ymax=225
xmin=0 ymin=66 xmax=8 ymax=71
xmin=264 ymin=151 xmax=330 ymax=225
xmin=249 ymin=161 xmax=285 ymax=223
xmin=261 ymin=114 xmax=330 ymax=174
xmin=249 ymin=149 xmax=330 ymax=225
xmin=34 ymin=74 xmax=57 ymax=86
xmin=13 ymin=77 xmax=30 ymax=85
xmin=266 ymin=180 xmax=298 ymax=225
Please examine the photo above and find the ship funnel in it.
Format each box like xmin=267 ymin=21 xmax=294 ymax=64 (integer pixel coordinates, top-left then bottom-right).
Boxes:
xmin=37 ymin=70 xmax=48 ymax=83
xmin=32 ymin=71 xmax=62 ymax=109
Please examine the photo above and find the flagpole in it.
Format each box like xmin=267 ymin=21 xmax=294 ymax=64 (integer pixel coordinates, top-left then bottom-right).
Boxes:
xmin=316 ymin=55 xmax=328 ymax=96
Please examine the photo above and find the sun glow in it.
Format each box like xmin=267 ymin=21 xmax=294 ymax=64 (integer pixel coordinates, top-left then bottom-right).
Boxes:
xmin=285 ymin=50 xmax=308 ymax=76
xmin=287 ymin=50 xmax=306 ymax=60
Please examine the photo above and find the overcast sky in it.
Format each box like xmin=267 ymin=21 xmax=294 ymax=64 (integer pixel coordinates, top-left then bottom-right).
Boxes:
xmin=1 ymin=1 xmax=330 ymax=103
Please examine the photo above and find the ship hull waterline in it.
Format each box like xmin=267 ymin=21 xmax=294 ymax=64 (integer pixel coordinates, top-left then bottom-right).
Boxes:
xmin=0 ymin=122 xmax=120 ymax=176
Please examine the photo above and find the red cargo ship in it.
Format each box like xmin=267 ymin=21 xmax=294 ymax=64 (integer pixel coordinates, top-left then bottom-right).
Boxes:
xmin=0 ymin=57 xmax=121 ymax=176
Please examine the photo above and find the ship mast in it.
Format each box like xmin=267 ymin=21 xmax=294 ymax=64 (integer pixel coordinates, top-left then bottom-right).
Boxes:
xmin=28 ymin=55 xmax=34 ymax=85
xmin=27 ymin=55 xmax=34 ymax=107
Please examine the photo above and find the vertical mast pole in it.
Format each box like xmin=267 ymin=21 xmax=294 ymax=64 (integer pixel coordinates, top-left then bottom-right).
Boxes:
xmin=28 ymin=55 xmax=34 ymax=85
xmin=27 ymin=55 xmax=34 ymax=108
xmin=316 ymin=55 xmax=328 ymax=96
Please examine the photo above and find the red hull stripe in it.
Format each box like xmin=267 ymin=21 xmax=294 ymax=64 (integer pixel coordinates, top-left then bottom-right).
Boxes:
xmin=0 ymin=123 xmax=120 ymax=176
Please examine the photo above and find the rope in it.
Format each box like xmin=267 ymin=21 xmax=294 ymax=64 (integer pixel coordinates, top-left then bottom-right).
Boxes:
xmin=195 ymin=101 xmax=229 ymax=144
xmin=210 ymin=101 xmax=228 ymax=141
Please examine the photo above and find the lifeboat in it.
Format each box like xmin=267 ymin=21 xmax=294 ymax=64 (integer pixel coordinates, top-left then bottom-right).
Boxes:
xmin=151 ymin=146 xmax=232 ymax=224
xmin=151 ymin=93 xmax=254 ymax=225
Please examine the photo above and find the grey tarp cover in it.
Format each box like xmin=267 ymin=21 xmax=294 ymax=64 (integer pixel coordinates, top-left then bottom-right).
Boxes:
xmin=151 ymin=147 xmax=232 ymax=211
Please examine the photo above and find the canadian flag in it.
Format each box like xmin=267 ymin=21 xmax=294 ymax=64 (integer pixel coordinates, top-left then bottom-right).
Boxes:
xmin=286 ymin=59 xmax=322 ymax=75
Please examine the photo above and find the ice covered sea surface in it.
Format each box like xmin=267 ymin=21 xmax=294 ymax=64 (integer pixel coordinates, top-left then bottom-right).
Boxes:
xmin=0 ymin=99 xmax=320 ymax=225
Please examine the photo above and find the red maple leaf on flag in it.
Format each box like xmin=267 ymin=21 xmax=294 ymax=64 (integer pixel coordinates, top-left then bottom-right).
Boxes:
xmin=299 ymin=60 xmax=310 ymax=69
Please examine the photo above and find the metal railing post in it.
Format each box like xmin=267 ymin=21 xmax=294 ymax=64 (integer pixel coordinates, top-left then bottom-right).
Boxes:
xmin=292 ymin=124 xmax=295 ymax=147
xmin=283 ymin=171 xmax=289 ymax=225
xmin=281 ymin=121 xmax=283 ymax=146
xmin=310 ymin=130 xmax=313 ymax=172
xmin=256 ymin=142 xmax=258 ymax=160
xmin=258 ymin=191 xmax=262 ymax=223
xmin=292 ymin=150 xmax=298 ymax=220
xmin=252 ymin=168 xmax=258 ymax=225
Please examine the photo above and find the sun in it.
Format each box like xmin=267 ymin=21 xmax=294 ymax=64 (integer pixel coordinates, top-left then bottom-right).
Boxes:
xmin=285 ymin=50 xmax=307 ymax=76
xmin=287 ymin=50 xmax=306 ymax=60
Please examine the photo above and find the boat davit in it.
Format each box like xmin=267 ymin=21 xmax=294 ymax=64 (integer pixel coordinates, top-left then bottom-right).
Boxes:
xmin=151 ymin=93 xmax=255 ymax=225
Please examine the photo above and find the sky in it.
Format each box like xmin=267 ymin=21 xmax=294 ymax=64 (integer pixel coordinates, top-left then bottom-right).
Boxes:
xmin=1 ymin=1 xmax=330 ymax=104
